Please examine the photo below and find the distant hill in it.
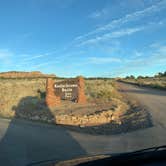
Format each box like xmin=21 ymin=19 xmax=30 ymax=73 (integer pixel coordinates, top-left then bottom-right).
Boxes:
xmin=0 ymin=71 xmax=56 ymax=78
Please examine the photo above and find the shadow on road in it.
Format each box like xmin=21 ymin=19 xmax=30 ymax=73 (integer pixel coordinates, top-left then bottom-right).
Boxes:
xmin=0 ymin=96 xmax=87 ymax=166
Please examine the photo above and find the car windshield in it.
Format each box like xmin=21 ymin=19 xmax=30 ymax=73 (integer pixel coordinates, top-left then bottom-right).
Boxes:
xmin=0 ymin=0 xmax=166 ymax=165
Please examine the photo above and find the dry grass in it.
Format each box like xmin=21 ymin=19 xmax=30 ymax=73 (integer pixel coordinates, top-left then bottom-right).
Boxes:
xmin=123 ymin=77 xmax=166 ymax=90
xmin=0 ymin=78 xmax=46 ymax=118
xmin=85 ymin=80 xmax=122 ymax=102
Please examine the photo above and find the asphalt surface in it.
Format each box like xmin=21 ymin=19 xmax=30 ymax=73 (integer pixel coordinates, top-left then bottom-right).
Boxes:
xmin=0 ymin=82 xmax=166 ymax=166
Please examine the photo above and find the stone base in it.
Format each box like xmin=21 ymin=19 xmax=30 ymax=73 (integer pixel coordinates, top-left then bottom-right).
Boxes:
xmin=46 ymin=78 xmax=61 ymax=108
xmin=77 ymin=77 xmax=87 ymax=104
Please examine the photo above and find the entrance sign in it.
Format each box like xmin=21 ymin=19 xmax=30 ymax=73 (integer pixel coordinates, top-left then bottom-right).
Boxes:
xmin=46 ymin=77 xmax=86 ymax=107
xmin=54 ymin=80 xmax=78 ymax=101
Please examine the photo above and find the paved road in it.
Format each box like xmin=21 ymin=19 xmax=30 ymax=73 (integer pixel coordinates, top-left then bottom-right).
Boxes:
xmin=117 ymin=82 xmax=166 ymax=128
xmin=0 ymin=83 xmax=166 ymax=166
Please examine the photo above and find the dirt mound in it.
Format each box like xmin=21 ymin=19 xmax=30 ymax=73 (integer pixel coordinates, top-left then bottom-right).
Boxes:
xmin=0 ymin=71 xmax=55 ymax=78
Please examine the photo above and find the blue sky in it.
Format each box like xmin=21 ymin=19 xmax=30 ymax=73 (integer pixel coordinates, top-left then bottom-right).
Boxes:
xmin=0 ymin=0 xmax=166 ymax=77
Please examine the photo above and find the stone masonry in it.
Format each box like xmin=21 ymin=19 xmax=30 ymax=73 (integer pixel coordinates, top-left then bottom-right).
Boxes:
xmin=46 ymin=78 xmax=61 ymax=107
xmin=77 ymin=77 xmax=87 ymax=104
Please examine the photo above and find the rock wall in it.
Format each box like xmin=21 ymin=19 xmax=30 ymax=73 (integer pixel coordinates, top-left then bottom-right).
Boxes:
xmin=77 ymin=77 xmax=87 ymax=104
xmin=55 ymin=102 xmax=127 ymax=126
xmin=56 ymin=110 xmax=114 ymax=126
xmin=46 ymin=78 xmax=61 ymax=107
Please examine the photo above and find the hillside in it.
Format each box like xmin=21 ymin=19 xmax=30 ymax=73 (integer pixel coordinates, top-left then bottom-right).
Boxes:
xmin=0 ymin=71 xmax=56 ymax=78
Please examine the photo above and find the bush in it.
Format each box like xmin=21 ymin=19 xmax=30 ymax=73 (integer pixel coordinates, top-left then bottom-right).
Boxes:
xmin=85 ymin=80 xmax=121 ymax=102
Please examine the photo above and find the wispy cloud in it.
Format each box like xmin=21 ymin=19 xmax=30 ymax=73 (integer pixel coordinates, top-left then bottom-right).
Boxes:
xmin=30 ymin=1 xmax=165 ymax=68
xmin=79 ymin=26 xmax=145 ymax=46
xmin=125 ymin=51 xmax=166 ymax=69
xmin=75 ymin=0 xmax=166 ymax=41
xmin=22 ymin=54 xmax=46 ymax=61
xmin=107 ymin=44 xmax=166 ymax=77
xmin=89 ymin=7 xmax=109 ymax=19
xmin=31 ymin=62 xmax=54 ymax=69
xmin=0 ymin=49 xmax=13 ymax=65
xmin=88 ymin=57 xmax=122 ymax=64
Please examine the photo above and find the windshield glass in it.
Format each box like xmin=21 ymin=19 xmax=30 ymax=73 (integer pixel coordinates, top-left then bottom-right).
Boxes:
xmin=0 ymin=0 xmax=166 ymax=165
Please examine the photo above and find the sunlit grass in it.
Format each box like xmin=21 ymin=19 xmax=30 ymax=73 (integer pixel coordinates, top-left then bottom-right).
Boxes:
xmin=85 ymin=80 xmax=122 ymax=102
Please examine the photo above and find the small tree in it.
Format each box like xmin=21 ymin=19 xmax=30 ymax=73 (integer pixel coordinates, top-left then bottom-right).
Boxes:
xmin=130 ymin=75 xmax=135 ymax=79
xmin=163 ymin=71 xmax=166 ymax=76
xmin=158 ymin=72 xmax=163 ymax=77
xmin=137 ymin=76 xmax=144 ymax=79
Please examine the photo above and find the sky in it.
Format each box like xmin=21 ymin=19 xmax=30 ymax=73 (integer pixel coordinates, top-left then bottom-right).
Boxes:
xmin=0 ymin=0 xmax=166 ymax=77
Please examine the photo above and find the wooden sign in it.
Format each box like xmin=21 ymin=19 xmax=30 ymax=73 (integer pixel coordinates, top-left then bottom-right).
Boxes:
xmin=46 ymin=77 xmax=86 ymax=107
xmin=54 ymin=79 xmax=78 ymax=101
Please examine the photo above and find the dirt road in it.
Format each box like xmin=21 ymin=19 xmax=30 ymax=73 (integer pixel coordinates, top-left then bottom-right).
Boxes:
xmin=0 ymin=82 xmax=166 ymax=166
